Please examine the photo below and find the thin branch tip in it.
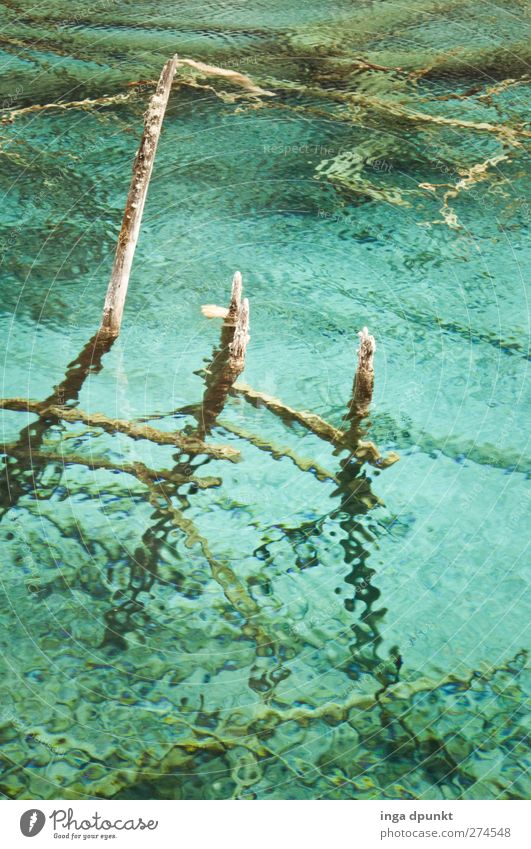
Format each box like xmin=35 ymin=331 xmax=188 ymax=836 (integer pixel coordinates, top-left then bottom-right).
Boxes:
xmin=227 ymin=270 xmax=243 ymax=320
xmin=357 ymin=327 xmax=376 ymax=373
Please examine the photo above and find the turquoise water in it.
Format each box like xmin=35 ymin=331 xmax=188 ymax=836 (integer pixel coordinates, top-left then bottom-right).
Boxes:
xmin=0 ymin=1 xmax=529 ymax=799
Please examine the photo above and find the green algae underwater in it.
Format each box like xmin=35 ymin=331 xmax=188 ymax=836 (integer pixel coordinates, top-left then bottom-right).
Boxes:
xmin=0 ymin=0 xmax=529 ymax=800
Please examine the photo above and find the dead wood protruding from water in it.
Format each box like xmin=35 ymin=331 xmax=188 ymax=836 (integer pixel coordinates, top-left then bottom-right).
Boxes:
xmin=201 ymin=270 xmax=242 ymax=322
xmin=227 ymin=270 xmax=243 ymax=322
xmin=350 ymin=326 xmax=376 ymax=421
xmin=101 ymin=55 xmax=178 ymax=336
xmin=1 ymin=58 xmax=179 ymax=515
xmin=229 ymin=327 xmax=396 ymax=469
xmin=230 ymin=297 xmax=250 ymax=361
xmin=8 ymin=330 xmax=115 ymax=453
xmin=197 ymin=275 xmax=250 ymax=437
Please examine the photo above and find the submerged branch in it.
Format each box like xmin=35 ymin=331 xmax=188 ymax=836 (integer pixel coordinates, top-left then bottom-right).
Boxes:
xmin=144 ymin=482 xmax=276 ymax=652
xmin=2 ymin=57 xmax=274 ymax=125
xmin=220 ymin=650 xmax=527 ymax=735
xmin=232 ymin=381 xmax=344 ymax=443
xmin=196 ymin=274 xmax=250 ymax=437
xmin=0 ymin=332 xmax=117 ymax=515
xmin=49 ymin=331 xmax=116 ymax=408
xmin=149 ymin=652 xmax=528 ymax=773
xmin=230 ymin=382 xmax=398 ymax=468
xmin=175 ymin=58 xmax=274 ymax=98
xmin=218 ymin=419 xmax=339 ymax=484
xmin=420 ymin=153 xmax=509 ymax=229
xmin=1 ymin=444 xmax=221 ymax=490
xmin=0 ymin=398 xmax=240 ymax=461
xmin=263 ymin=80 xmax=529 ymax=146
xmin=1 ymin=91 xmax=139 ymax=124
xmin=0 ymin=58 xmax=181 ymax=513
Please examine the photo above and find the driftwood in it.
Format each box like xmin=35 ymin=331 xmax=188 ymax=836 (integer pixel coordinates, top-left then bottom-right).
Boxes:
xmin=4 ymin=54 xmax=177 ymax=444
xmin=0 ymin=55 xmax=397 ymax=661
xmin=0 ymin=54 xmax=400 ymax=728
xmin=101 ymin=55 xmax=178 ymax=335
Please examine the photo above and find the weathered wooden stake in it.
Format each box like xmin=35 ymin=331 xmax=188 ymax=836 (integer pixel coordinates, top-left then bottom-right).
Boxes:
xmin=227 ymin=271 xmax=243 ymax=322
xmin=196 ymin=278 xmax=250 ymax=436
xmin=201 ymin=270 xmax=242 ymax=321
xmin=101 ymin=55 xmax=178 ymax=335
xmin=230 ymin=297 xmax=250 ymax=361
xmin=351 ymin=326 xmax=376 ymax=420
